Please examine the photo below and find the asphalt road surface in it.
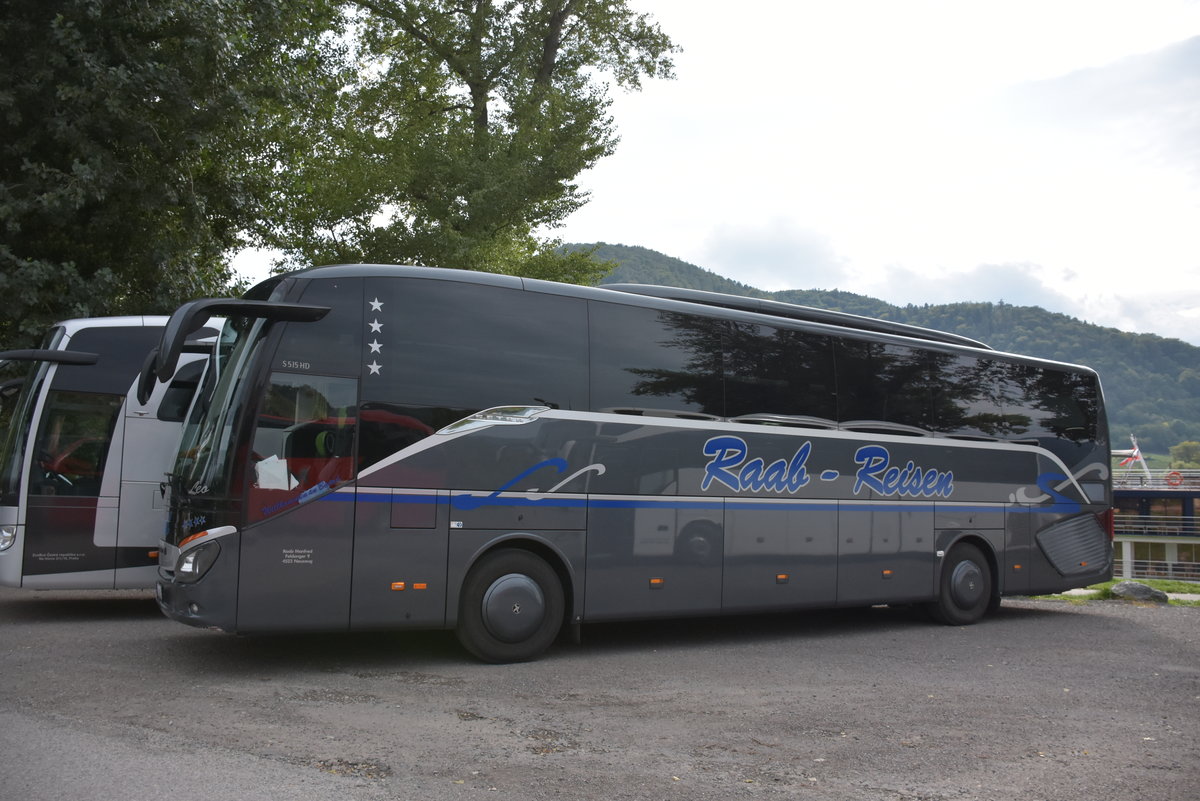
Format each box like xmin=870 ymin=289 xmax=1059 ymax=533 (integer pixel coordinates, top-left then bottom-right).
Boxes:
xmin=1 ymin=588 xmax=1197 ymax=801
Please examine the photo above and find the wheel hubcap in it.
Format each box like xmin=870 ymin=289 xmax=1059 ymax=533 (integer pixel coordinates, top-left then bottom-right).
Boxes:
xmin=481 ymin=573 xmax=545 ymax=643
xmin=949 ymin=559 xmax=985 ymax=608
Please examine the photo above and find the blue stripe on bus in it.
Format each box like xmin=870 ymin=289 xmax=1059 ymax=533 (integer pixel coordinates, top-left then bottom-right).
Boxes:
xmin=327 ymin=491 xmax=1081 ymax=516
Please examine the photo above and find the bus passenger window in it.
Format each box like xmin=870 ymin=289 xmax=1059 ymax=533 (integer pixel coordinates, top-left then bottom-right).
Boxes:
xmin=246 ymin=373 xmax=357 ymax=523
xmin=356 ymin=402 xmax=435 ymax=471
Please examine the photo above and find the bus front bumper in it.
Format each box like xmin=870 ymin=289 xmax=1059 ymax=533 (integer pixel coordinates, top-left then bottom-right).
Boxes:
xmin=156 ymin=537 xmax=240 ymax=632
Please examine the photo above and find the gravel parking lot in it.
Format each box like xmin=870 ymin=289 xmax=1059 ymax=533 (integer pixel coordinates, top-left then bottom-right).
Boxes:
xmin=1 ymin=589 xmax=1197 ymax=801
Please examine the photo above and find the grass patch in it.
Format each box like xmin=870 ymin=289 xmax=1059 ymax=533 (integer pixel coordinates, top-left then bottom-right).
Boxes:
xmin=1089 ymin=578 xmax=1200 ymax=595
xmin=1035 ymin=578 xmax=1200 ymax=606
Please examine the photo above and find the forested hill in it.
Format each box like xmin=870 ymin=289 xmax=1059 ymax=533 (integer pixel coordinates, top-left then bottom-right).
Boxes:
xmin=574 ymin=242 xmax=1200 ymax=454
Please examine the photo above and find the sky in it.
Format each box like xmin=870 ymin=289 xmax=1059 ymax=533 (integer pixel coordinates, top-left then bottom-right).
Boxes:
xmin=546 ymin=0 xmax=1200 ymax=345
xmin=233 ymin=0 xmax=1200 ymax=345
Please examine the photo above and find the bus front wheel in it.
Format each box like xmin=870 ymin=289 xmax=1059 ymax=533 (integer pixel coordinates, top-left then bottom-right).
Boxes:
xmin=927 ymin=543 xmax=992 ymax=625
xmin=456 ymin=549 xmax=564 ymax=663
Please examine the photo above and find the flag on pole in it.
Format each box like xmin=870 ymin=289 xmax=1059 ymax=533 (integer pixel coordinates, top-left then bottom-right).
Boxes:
xmin=1119 ymin=445 xmax=1141 ymax=466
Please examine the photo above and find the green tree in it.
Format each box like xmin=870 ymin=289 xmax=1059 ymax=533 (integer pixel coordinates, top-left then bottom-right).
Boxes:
xmin=1178 ymin=368 xmax=1200 ymax=395
xmin=1169 ymin=441 xmax=1200 ymax=468
xmin=0 ymin=0 xmax=347 ymax=348
xmin=267 ymin=0 xmax=677 ymax=283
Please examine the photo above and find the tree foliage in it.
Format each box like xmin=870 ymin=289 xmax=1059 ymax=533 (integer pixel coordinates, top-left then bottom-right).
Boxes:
xmin=1169 ymin=441 xmax=1200 ymax=469
xmin=267 ymin=0 xmax=676 ymax=283
xmin=0 ymin=0 xmax=346 ymax=348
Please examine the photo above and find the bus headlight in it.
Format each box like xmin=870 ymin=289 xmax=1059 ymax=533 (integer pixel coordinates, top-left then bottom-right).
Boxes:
xmin=0 ymin=525 xmax=15 ymax=551
xmin=176 ymin=541 xmax=220 ymax=583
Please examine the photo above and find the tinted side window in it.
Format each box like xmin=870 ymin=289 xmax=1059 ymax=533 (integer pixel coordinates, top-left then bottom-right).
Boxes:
xmin=590 ymin=302 xmax=725 ymax=419
xmin=1001 ymin=364 xmax=1100 ymax=458
xmin=834 ymin=339 xmax=934 ymax=430
xmin=724 ymin=322 xmax=836 ymax=421
xmin=930 ymin=355 xmax=1022 ymax=438
xmin=357 ymin=278 xmax=587 ymax=464
xmin=54 ymin=327 xmax=161 ymax=394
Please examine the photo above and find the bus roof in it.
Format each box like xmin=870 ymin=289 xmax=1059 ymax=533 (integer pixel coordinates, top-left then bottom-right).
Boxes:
xmin=252 ymin=264 xmax=1095 ymax=374
xmin=601 ymin=284 xmax=991 ymax=349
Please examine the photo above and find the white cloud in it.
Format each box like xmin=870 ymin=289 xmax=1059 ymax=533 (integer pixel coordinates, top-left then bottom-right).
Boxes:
xmin=868 ymin=262 xmax=1073 ymax=311
xmin=555 ymin=2 xmax=1200 ymax=344
xmin=699 ymin=220 xmax=847 ymax=291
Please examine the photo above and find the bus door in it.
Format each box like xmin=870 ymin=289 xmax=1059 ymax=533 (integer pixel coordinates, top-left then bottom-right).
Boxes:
xmin=112 ymin=353 xmax=210 ymax=587
xmin=237 ymin=371 xmax=359 ymax=631
xmin=350 ymin=486 xmax=450 ymax=629
xmin=348 ymin=402 xmax=448 ymax=629
xmin=23 ymin=380 xmax=123 ymax=586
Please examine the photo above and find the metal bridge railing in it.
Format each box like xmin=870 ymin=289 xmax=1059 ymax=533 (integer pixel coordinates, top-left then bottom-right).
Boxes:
xmin=1114 ymin=514 xmax=1200 ymax=538
xmin=1112 ymin=558 xmax=1200 ymax=583
xmin=1113 ymin=468 xmax=1200 ymax=490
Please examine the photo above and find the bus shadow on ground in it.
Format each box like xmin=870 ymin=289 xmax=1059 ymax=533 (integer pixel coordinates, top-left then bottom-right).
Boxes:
xmin=577 ymin=605 xmax=926 ymax=650
xmin=0 ymin=589 xmax=161 ymax=624
xmin=158 ymin=627 xmax=467 ymax=676
xmin=570 ymin=603 xmax=1027 ymax=657
xmin=153 ymin=601 xmax=1074 ymax=675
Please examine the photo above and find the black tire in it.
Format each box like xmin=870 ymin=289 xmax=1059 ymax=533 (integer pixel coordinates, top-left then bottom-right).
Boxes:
xmin=456 ymin=549 xmax=564 ymax=663
xmin=927 ymin=543 xmax=992 ymax=625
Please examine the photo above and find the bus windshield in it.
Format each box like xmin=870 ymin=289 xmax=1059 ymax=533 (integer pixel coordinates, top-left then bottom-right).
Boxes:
xmin=0 ymin=328 xmax=63 ymax=504
xmin=173 ymin=315 xmax=267 ymax=496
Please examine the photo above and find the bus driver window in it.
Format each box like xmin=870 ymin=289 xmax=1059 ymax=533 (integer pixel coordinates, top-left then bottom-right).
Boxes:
xmin=247 ymin=372 xmax=357 ymax=522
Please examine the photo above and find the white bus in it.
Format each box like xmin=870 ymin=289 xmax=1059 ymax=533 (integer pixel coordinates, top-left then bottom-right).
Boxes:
xmin=146 ymin=266 xmax=1113 ymax=661
xmin=0 ymin=317 xmax=214 ymax=588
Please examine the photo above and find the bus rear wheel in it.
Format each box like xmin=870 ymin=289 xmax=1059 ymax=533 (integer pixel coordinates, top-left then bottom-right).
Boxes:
xmin=927 ymin=543 xmax=992 ymax=625
xmin=456 ymin=549 xmax=564 ymax=663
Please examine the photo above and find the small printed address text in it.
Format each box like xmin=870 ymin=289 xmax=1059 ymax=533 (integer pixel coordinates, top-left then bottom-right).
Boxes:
xmin=281 ymin=548 xmax=314 ymax=566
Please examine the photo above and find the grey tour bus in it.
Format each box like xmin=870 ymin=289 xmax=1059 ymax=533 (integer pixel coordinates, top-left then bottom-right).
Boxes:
xmin=0 ymin=317 xmax=213 ymax=588
xmin=144 ymin=265 xmax=1113 ymax=661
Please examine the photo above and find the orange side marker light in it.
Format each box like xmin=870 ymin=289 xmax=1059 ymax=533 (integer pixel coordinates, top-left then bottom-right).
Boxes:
xmin=179 ymin=531 xmax=207 ymax=548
